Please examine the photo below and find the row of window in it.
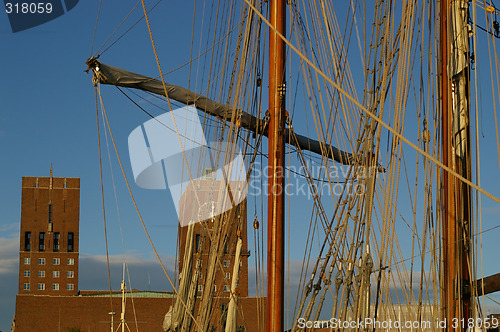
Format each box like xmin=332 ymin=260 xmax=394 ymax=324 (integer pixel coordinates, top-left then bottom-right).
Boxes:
xmin=197 ymin=272 xmax=232 ymax=280
xmin=194 ymin=234 xmax=231 ymax=254
xmin=24 ymin=231 xmax=74 ymax=252
xmin=24 ymin=258 xmax=74 ymax=265
xmin=23 ymin=283 xmax=74 ymax=291
xmin=23 ymin=270 xmax=74 ymax=278
xmin=196 ymin=285 xmax=231 ymax=292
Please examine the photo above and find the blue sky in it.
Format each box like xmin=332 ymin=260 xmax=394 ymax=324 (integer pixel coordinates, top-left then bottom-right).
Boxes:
xmin=0 ymin=2 xmax=197 ymax=329
xmin=2 ymin=1 xmax=500 ymax=331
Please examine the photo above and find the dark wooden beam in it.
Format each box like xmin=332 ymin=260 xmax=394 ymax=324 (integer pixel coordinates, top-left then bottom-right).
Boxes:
xmin=472 ymin=273 xmax=500 ymax=296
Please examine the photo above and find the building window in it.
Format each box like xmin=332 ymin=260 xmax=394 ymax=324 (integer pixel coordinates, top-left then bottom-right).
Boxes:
xmin=39 ymin=232 xmax=45 ymax=251
xmin=38 ymin=271 xmax=45 ymax=278
xmin=38 ymin=258 xmax=45 ymax=265
xmin=195 ymin=234 xmax=200 ymax=252
xmin=23 ymin=270 xmax=30 ymax=277
xmin=52 ymin=283 xmax=59 ymax=291
xmin=67 ymin=258 xmax=74 ymax=265
xmin=53 ymin=232 xmax=60 ymax=252
xmin=67 ymin=283 xmax=74 ymax=291
xmin=199 ymin=273 xmax=202 ymax=279
xmin=224 ymin=272 xmax=230 ymax=279
xmin=68 ymin=232 xmax=74 ymax=252
xmin=224 ymin=285 xmax=230 ymax=292
xmin=53 ymin=258 xmax=60 ymax=265
xmin=24 ymin=258 xmax=31 ymax=265
xmin=213 ymin=285 xmax=217 ymax=292
xmin=223 ymin=260 xmax=230 ymax=267
xmin=24 ymin=232 xmax=31 ymax=251
xmin=23 ymin=283 xmax=30 ymax=290
xmin=53 ymin=271 xmax=60 ymax=278
xmin=38 ymin=283 xmax=45 ymax=290
xmin=224 ymin=242 xmax=229 ymax=254
xmin=67 ymin=271 xmax=74 ymax=278
xmin=198 ymin=285 xmax=203 ymax=292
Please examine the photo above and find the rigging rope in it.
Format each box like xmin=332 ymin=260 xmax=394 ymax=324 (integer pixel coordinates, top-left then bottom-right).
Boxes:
xmin=97 ymin=87 xmax=203 ymax=332
xmin=246 ymin=0 xmax=500 ymax=206
xmin=94 ymin=87 xmax=114 ymax=318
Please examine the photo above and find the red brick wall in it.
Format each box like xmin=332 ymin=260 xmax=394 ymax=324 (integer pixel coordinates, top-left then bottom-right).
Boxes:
xmin=14 ymin=294 xmax=265 ymax=331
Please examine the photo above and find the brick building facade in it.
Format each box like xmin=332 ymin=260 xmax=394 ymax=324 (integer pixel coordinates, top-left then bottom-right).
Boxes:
xmin=177 ymin=179 xmax=250 ymax=298
xmin=18 ymin=173 xmax=80 ymax=296
xmin=14 ymin=292 xmax=264 ymax=331
xmin=13 ymin=173 xmax=265 ymax=331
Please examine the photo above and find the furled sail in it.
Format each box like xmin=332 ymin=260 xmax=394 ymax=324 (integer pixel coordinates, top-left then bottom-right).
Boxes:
xmin=163 ymin=224 xmax=195 ymax=331
xmin=225 ymin=236 xmax=243 ymax=332
xmin=450 ymin=0 xmax=470 ymax=158
xmin=86 ymin=58 xmax=356 ymax=166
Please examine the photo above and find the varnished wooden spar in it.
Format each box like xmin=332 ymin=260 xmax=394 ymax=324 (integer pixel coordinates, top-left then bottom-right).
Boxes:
xmin=267 ymin=0 xmax=285 ymax=331
xmin=466 ymin=273 xmax=500 ymax=297
xmin=441 ymin=0 xmax=473 ymax=329
xmin=440 ymin=0 xmax=455 ymax=328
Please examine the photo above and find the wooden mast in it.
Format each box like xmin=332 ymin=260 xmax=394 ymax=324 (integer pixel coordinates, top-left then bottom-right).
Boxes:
xmin=441 ymin=0 xmax=472 ymax=329
xmin=268 ymin=0 xmax=286 ymax=331
xmin=440 ymin=0 xmax=454 ymax=326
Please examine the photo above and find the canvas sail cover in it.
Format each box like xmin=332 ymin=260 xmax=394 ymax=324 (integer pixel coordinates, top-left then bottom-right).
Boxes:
xmin=449 ymin=0 xmax=469 ymax=158
xmin=87 ymin=59 xmax=356 ymax=166
xmin=225 ymin=237 xmax=243 ymax=332
xmin=163 ymin=224 xmax=195 ymax=331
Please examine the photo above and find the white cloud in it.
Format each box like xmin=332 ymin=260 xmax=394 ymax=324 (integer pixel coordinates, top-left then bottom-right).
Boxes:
xmin=0 ymin=235 xmax=18 ymax=275
xmin=78 ymin=253 xmax=177 ymax=292
xmin=80 ymin=252 xmax=176 ymax=267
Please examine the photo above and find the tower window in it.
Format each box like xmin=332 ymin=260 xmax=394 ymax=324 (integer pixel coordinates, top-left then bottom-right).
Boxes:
xmin=23 ymin=270 xmax=30 ymax=277
xmin=224 ymin=285 xmax=230 ymax=292
xmin=38 ymin=271 xmax=45 ymax=278
xmin=53 ymin=258 xmax=60 ymax=265
xmin=24 ymin=258 xmax=31 ymax=265
xmin=67 ymin=271 xmax=74 ymax=278
xmin=53 ymin=232 xmax=60 ymax=252
xmin=67 ymin=258 xmax=74 ymax=265
xmin=52 ymin=283 xmax=59 ymax=290
xmin=38 ymin=258 xmax=45 ymax=265
xmin=38 ymin=283 xmax=45 ymax=290
xmin=68 ymin=232 xmax=74 ymax=252
xmin=23 ymin=283 xmax=30 ymax=290
xmin=195 ymin=234 xmax=200 ymax=252
xmin=53 ymin=271 xmax=60 ymax=278
xmin=24 ymin=232 xmax=31 ymax=251
xmin=67 ymin=283 xmax=74 ymax=291
xmin=198 ymin=285 xmax=203 ymax=292
xmin=39 ymin=232 xmax=45 ymax=251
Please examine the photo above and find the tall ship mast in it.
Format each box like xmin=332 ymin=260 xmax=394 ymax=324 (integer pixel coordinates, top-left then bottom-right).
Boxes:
xmin=85 ymin=1 xmax=500 ymax=331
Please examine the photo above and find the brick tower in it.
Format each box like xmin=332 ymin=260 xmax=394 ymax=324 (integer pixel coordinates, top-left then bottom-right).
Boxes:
xmin=177 ymin=178 xmax=249 ymax=298
xmin=18 ymin=168 xmax=80 ymax=296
